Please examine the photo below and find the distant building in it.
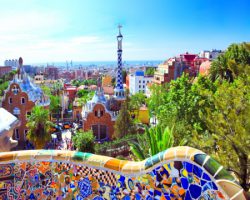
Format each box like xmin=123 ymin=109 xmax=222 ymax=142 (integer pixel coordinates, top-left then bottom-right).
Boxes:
xmin=0 ymin=66 xmax=12 ymax=77
xmin=73 ymin=69 xmax=85 ymax=80
xmin=129 ymin=70 xmax=153 ymax=95
xmin=102 ymin=75 xmax=112 ymax=87
xmin=34 ymin=74 xmax=44 ymax=82
xmin=153 ymin=52 xmax=208 ymax=85
xmin=153 ymin=62 xmax=175 ymax=84
xmin=199 ymin=49 xmax=222 ymax=60
xmin=64 ymin=85 xmax=77 ymax=103
xmin=4 ymin=59 xmax=18 ymax=70
xmin=1 ymin=57 xmax=50 ymax=149
xmin=59 ymin=71 xmax=74 ymax=81
xmin=0 ymin=108 xmax=19 ymax=151
xmin=45 ymin=66 xmax=59 ymax=80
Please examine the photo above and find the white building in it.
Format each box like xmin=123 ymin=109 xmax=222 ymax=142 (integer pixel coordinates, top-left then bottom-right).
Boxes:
xmin=129 ymin=71 xmax=153 ymax=95
xmin=199 ymin=49 xmax=222 ymax=60
xmin=4 ymin=59 xmax=18 ymax=70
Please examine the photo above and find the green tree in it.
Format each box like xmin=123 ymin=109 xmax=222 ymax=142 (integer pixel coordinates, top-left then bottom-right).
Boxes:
xmin=50 ymin=95 xmax=60 ymax=113
xmin=72 ymin=130 xmax=96 ymax=153
xmin=129 ymin=92 xmax=146 ymax=114
xmin=122 ymin=70 xmax=127 ymax=83
xmin=129 ymin=126 xmax=179 ymax=161
xmin=40 ymin=85 xmax=51 ymax=96
xmin=145 ymin=67 xmax=155 ymax=76
xmin=114 ymin=93 xmax=136 ymax=138
xmin=26 ymin=106 xmax=53 ymax=149
xmin=193 ymin=77 xmax=250 ymax=191
xmin=147 ymin=83 xmax=167 ymax=125
xmin=209 ymin=43 xmax=250 ymax=82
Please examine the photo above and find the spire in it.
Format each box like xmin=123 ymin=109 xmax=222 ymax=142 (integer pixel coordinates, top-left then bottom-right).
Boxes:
xmin=18 ymin=57 xmax=23 ymax=79
xmin=114 ymin=25 xmax=125 ymax=100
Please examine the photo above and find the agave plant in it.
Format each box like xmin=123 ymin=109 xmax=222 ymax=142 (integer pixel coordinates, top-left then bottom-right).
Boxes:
xmin=129 ymin=125 xmax=184 ymax=161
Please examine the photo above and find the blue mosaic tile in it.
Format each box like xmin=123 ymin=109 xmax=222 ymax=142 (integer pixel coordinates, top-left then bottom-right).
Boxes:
xmin=181 ymin=177 xmax=189 ymax=189
xmin=189 ymin=184 xmax=202 ymax=199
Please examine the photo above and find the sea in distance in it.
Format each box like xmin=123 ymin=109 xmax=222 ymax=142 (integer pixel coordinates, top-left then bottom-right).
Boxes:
xmin=30 ymin=60 xmax=162 ymax=69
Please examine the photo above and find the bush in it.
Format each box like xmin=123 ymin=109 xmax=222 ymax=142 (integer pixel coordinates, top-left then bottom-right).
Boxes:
xmin=72 ymin=130 xmax=95 ymax=153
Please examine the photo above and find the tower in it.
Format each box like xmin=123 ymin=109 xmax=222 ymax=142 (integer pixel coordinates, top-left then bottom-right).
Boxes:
xmin=114 ymin=25 xmax=125 ymax=100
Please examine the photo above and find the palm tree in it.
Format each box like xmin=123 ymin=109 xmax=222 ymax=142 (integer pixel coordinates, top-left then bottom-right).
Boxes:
xmin=26 ymin=106 xmax=54 ymax=149
xmin=129 ymin=125 xmax=184 ymax=161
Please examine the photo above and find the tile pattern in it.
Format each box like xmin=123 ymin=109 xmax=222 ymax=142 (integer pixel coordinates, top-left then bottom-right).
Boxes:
xmin=0 ymin=147 xmax=246 ymax=199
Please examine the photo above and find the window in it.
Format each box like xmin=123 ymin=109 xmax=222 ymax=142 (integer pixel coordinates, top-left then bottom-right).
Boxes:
xmin=9 ymin=97 xmax=12 ymax=104
xmin=147 ymin=80 xmax=149 ymax=83
xmin=143 ymin=80 xmax=145 ymax=83
xmin=14 ymin=129 xmax=19 ymax=140
xmin=139 ymin=80 xmax=141 ymax=83
xmin=21 ymin=97 xmax=25 ymax=104
xmin=13 ymin=107 xmax=20 ymax=115
xmin=100 ymin=110 xmax=104 ymax=116
xmin=95 ymin=111 xmax=98 ymax=117
xmin=143 ymin=85 xmax=145 ymax=88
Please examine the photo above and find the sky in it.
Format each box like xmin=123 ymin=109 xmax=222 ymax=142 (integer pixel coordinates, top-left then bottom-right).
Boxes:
xmin=0 ymin=0 xmax=249 ymax=64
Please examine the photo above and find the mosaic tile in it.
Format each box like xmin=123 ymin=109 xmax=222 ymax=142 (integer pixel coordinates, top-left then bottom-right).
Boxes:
xmin=0 ymin=147 xmax=245 ymax=199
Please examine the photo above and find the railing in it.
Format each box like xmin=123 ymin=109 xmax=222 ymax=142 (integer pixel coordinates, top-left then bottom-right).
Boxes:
xmin=0 ymin=146 xmax=246 ymax=200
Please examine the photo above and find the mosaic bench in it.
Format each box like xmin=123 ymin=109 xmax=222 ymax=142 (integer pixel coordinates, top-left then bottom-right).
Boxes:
xmin=0 ymin=146 xmax=246 ymax=199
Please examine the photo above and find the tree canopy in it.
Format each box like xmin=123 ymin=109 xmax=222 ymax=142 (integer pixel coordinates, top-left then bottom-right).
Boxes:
xmin=146 ymin=42 xmax=250 ymax=191
xmin=26 ymin=106 xmax=53 ymax=149
xmin=72 ymin=130 xmax=96 ymax=153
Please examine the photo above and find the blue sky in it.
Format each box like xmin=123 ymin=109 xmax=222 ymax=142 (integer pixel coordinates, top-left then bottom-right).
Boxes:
xmin=0 ymin=0 xmax=249 ymax=63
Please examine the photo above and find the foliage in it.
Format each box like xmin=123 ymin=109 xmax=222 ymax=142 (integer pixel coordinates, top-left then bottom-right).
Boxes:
xmin=40 ymin=85 xmax=61 ymax=114
xmin=122 ymin=70 xmax=127 ymax=83
xmin=72 ymin=130 xmax=96 ymax=153
xmin=41 ymin=85 xmax=51 ymax=96
xmin=0 ymin=81 xmax=9 ymax=96
xmin=114 ymin=93 xmax=136 ymax=138
xmin=50 ymin=95 xmax=61 ymax=113
xmin=68 ymin=103 xmax=73 ymax=111
xmin=129 ymin=92 xmax=146 ymax=111
xmin=192 ymin=77 xmax=250 ymax=191
xmin=147 ymin=83 xmax=167 ymax=118
xmin=209 ymin=43 xmax=250 ymax=82
xmin=111 ymin=77 xmax=116 ymax=87
xmin=145 ymin=67 xmax=155 ymax=76
xmin=145 ymin=42 xmax=250 ymax=191
xmin=95 ymin=134 xmax=137 ymax=152
xmin=0 ymin=70 xmax=17 ymax=96
xmin=71 ymin=79 xmax=97 ymax=87
xmin=76 ymin=90 xmax=94 ymax=106
xmin=129 ymin=125 xmax=176 ymax=161
xmin=26 ymin=106 xmax=53 ymax=149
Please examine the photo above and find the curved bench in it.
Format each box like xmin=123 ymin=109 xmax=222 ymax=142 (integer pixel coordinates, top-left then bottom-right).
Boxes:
xmin=0 ymin=146 xmax=246 ymax=199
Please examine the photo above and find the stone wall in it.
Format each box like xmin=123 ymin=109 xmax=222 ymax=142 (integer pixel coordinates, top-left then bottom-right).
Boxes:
xmin=0 ymin=146 xmax=246 ymax=199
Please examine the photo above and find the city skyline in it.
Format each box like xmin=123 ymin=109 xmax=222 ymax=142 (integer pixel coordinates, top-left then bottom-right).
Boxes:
xmin=0 ymin=0 xmax=249 ymax=63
